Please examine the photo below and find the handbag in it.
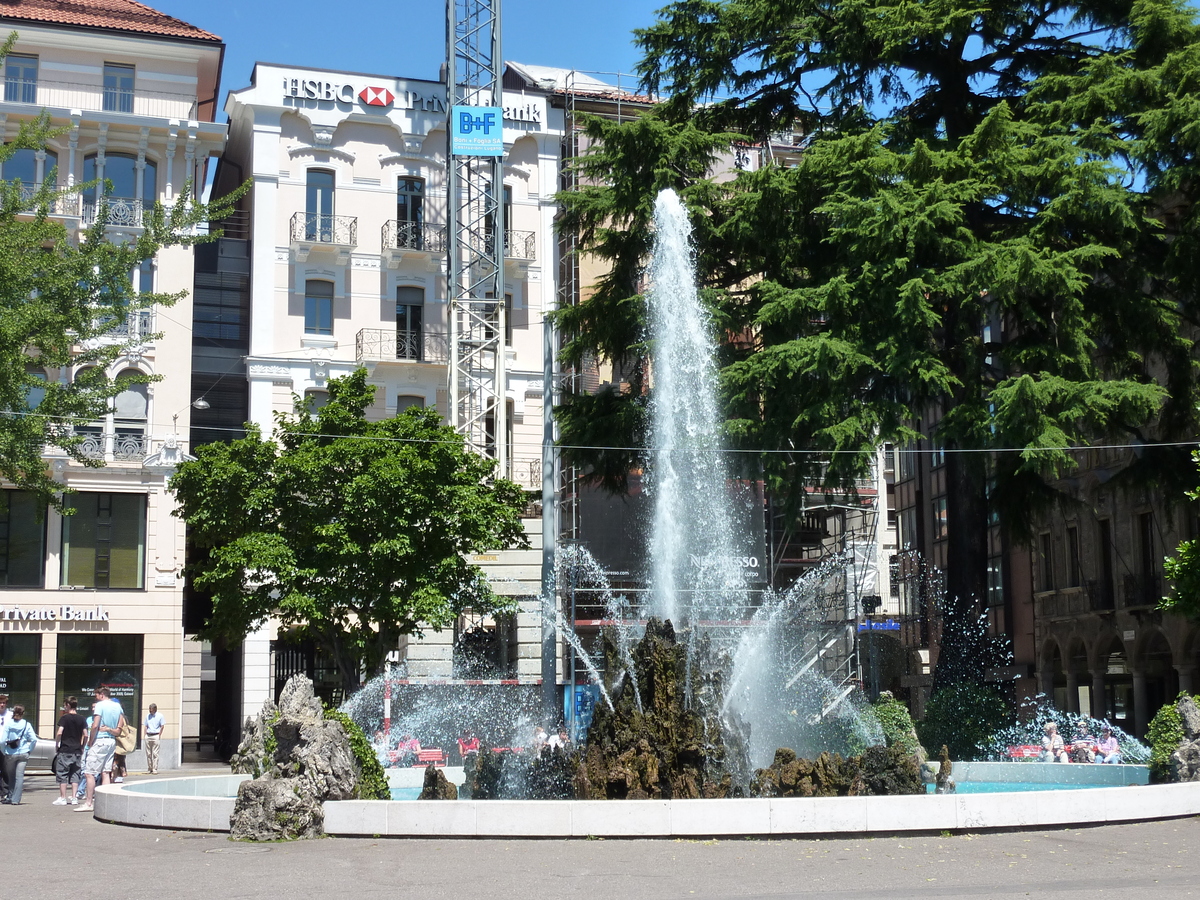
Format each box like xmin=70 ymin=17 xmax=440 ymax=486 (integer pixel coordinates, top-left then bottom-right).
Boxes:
xmin=115 ymin=721 xmax=137 ymax=754
xmin=6 ymin=721 xmax=29 ymax=749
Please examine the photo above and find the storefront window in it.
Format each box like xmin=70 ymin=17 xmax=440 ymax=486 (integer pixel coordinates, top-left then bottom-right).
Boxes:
xmin=0 ymin=490 xmax=45 ymax=587
xmin=0 ymin=634 xmax=41 ymax=730
xmin=56 ymin=634 xmax=143 ymax=745
xmin=61 ymin=492 xmax=146 ymax=589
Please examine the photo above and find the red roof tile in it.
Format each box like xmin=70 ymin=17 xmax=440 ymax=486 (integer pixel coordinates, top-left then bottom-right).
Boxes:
xmin=0 ymin=0 xmax=221 ymax=42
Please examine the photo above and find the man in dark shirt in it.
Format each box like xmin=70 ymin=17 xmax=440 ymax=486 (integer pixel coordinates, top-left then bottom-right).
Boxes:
xmin=53 ymin=696 xmax=87 ymax=806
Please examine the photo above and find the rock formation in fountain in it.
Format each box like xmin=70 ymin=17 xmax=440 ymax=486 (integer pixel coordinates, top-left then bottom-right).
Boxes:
xmin=229 ymin=675 xmax=361 ymax=840
xmin=574 ymin=619 xmax=749 ymax=799
xmin=751 ymin=744 xmax=923 ymax=797
xmin=935 ymin=745 xmax=956 ymax=794
xmin=418 ymin=765 xmax=458 ymax=800
xmin=1170 ymin=695 xmax=1200 ymax=781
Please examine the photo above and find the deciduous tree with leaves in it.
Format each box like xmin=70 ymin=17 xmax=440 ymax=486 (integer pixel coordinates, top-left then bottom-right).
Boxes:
xmin=557 ymin=0 xmax=1200 ymax=683
xmin=169 ymin=370 xmax=530 ymax=691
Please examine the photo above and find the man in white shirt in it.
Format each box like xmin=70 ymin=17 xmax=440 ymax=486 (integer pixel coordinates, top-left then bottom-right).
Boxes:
xmin=143 ymin=703 xmax=165 ymax=774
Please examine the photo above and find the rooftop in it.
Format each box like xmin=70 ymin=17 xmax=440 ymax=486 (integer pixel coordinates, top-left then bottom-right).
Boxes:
xmin=0 ymin=0 xmax=221 ymax=43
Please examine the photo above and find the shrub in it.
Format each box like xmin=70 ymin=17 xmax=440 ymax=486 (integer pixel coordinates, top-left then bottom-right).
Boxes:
xmin=1146 ymin=693 xmax=1199 ymax=782
xmin=917 ymin=682 xmax=1012 ymax=761
xmin=323 ymin=706 xmax=390 ymax=800
xmin=872 ymin=693 xmax=923 ymax=758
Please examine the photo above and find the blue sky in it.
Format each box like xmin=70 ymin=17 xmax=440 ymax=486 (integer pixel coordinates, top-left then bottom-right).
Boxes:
xmin=152 ymin=0 xmax=664 ymax=113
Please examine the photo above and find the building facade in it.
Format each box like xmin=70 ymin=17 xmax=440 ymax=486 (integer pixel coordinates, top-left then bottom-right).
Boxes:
xmin=1029 ymin=448 xmax=1200 ymax=738
xmin=0 ymin=0 xmax=226 ymax=767
xmin=207 ymin=61 xmax=566 ymax=723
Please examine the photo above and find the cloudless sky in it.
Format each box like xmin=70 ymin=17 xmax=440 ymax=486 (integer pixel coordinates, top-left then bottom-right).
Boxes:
xmin=150 ymin=0 xmax=665 ymax=115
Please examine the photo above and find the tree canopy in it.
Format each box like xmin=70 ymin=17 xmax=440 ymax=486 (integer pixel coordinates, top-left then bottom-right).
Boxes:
xmin=0 ymin=34 xmax=242 ymax=506
xmin=556 ymin=0 xmax=1200 ymax=639
xmin=169 ymin=370 xmax=530 ymax=690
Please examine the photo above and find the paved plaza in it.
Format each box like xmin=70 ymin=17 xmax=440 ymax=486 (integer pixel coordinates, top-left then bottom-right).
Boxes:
xmin=2 ymin=769 xmax=1198 ymax=899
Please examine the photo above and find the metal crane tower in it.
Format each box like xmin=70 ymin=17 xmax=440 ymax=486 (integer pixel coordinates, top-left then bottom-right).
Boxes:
xmin=445 ymin=0 xmax=506 ymax=473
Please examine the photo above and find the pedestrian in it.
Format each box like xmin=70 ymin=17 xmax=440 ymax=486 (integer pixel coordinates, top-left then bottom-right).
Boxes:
xmin=75 ymin=704 xmax=96 ymax=802
xmin=76 ymin=686 xmax=126 ymax=813
xmin=0 ymin=693 xmax=10 ymax=802
xmin=53 ymin=696 xmax=88 ymax=805
xmin=1 ymin=704 xmax=39 ymax=805
xmin=143 ymin=703 xmax=164 ymax=774
xmin=111 ymin=709 xmax=135 ymax=783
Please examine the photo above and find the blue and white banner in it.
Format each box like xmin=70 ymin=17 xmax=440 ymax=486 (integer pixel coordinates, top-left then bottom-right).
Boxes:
xmin=451 ymin=105 xmax=504 ymax=156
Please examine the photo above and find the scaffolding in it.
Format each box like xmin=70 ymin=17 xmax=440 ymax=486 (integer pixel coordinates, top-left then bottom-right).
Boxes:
xmin=445 ymin=0 xmax=505 ymax=471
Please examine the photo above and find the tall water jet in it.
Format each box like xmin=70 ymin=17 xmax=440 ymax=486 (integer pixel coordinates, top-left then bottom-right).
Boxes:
xmin=646 ymin=189 xmax=745 ymax=624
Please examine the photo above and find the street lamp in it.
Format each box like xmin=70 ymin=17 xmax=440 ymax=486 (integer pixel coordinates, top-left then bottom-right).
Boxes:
xmin=172 ymin=397 xmax=211 ymax=432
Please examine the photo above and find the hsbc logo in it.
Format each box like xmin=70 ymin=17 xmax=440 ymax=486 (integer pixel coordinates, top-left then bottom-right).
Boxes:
xmin=282 ymin=75 xmax=446 ymax=113
xmin=359 ymin=86 xmax=394 ymax=107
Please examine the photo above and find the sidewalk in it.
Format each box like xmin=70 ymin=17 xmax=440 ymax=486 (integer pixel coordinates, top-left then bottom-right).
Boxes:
xmin=4 ymin=769 xmax=1200 ymax=900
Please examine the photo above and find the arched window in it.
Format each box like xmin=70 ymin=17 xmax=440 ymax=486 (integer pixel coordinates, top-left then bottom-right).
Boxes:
xmin=84 ymin=152 xmax=156 ymax=209
xmin=4 ymin=147 xmax=57 ymax=188
xmin=112 ymin=368 xmax=148 ymax=459
xmin=302 ymin=389 xmax=329 ymax=413
xmin=305 ymin=280 xmax=334 ymax=335
xmin=396 ymin=395 xmax=424 ymax=413
xmin=70 ymin=367 xmax=104 ymax=455
xmin=24 ymin=364 xmax=46 ymax=409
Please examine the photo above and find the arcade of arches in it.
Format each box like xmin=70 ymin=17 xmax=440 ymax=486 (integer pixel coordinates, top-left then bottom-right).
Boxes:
xmin=1039 ymin=621 xmax=1200 ymax=738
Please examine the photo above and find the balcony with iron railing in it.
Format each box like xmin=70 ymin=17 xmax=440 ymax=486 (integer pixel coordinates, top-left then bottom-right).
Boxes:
xmin=381 ymin=220 xmax=447 ymax=269
xmin=356 ymin=327 xmax=450 ymax=365
xmin=74 ymin=427 xmax=148 ymax=462
xmin=504 ymin=230 xmax=536 ymax=262
xmin=2 ymin=77 xmax=198 ymax=119
xmin=83 ymin=197 xmax=146 ymax=228
xmin=13 ymin=183 xmax=82 ymax=218
xmin=467 ymin=229 xmax=538 ymax=270
xmin=507 ymin=457 xmax=542 ymax=491
xmin=290 ymin=212 xmax=357 ymax=262
xmin=98 ymin=309 xmax=156 ymax=343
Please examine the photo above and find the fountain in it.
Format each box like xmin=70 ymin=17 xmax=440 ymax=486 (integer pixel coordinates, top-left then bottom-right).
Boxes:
xmin=94 ymin=190 xmax=1196 ymax=836
xmin=337 ymin=189 xmax=887 ymax=798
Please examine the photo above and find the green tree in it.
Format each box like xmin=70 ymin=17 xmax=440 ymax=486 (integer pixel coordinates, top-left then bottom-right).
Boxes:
xmin=0 ymin=34 xmax=242 ymax=506
xmin=169 ymin=370 xmax=530 ymax=691
xmin=557 ymin=0 xmax=1200 ymax=684
xmin=1163 ymin=452 xmax=1200 ymax=616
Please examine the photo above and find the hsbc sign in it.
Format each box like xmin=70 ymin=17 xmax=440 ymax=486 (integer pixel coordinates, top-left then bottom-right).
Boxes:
xmin=359 ymin=86 xmax=393 ymax=107
xmin=283 ymin=77 xmax=445 ymax=112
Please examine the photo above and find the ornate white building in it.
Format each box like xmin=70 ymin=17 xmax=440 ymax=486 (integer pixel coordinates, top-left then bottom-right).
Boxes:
xmin=213 ymin=61 xmax=565 ymax=718
xmin=0 ymin=0 xmax=226 ymax=768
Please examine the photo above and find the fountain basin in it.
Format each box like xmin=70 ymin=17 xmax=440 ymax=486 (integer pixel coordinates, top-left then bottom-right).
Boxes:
xmin=96 ymin=775 xmax=249 ymax=830
xmin=95 ymin=770 xmax=1198 ymax=837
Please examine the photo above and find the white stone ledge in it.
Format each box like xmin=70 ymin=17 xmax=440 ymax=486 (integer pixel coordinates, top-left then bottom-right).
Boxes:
xmin=94 ymin=775 xmax=250 ymax=831
xmin=92 ymin=775 xmax=1200 ymax=838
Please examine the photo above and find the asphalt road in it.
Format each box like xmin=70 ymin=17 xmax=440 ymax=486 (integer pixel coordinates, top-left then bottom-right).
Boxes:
xmin=4 ymin=770 xmax=1198 ymax=900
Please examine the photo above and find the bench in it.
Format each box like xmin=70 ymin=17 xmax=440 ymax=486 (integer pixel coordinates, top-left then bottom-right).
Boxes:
xmin=1007 ymin=744 xmax=1041 ymax=759
xmin=413 ymin=748 xmax=447 ymax=768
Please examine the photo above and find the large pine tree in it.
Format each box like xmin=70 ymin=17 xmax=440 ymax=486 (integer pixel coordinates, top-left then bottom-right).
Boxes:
xmin=556 ymin=0 xmax=1200 ymax=680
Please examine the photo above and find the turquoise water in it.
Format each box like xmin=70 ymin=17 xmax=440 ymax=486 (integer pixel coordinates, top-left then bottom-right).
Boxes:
xmin=393 ymin=787 xmax=1104 ymax=801
xmin=929 ymin=781 xmax=1105 ymax=794
xmin=390 ymin=787 xmax=425 ymax=800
